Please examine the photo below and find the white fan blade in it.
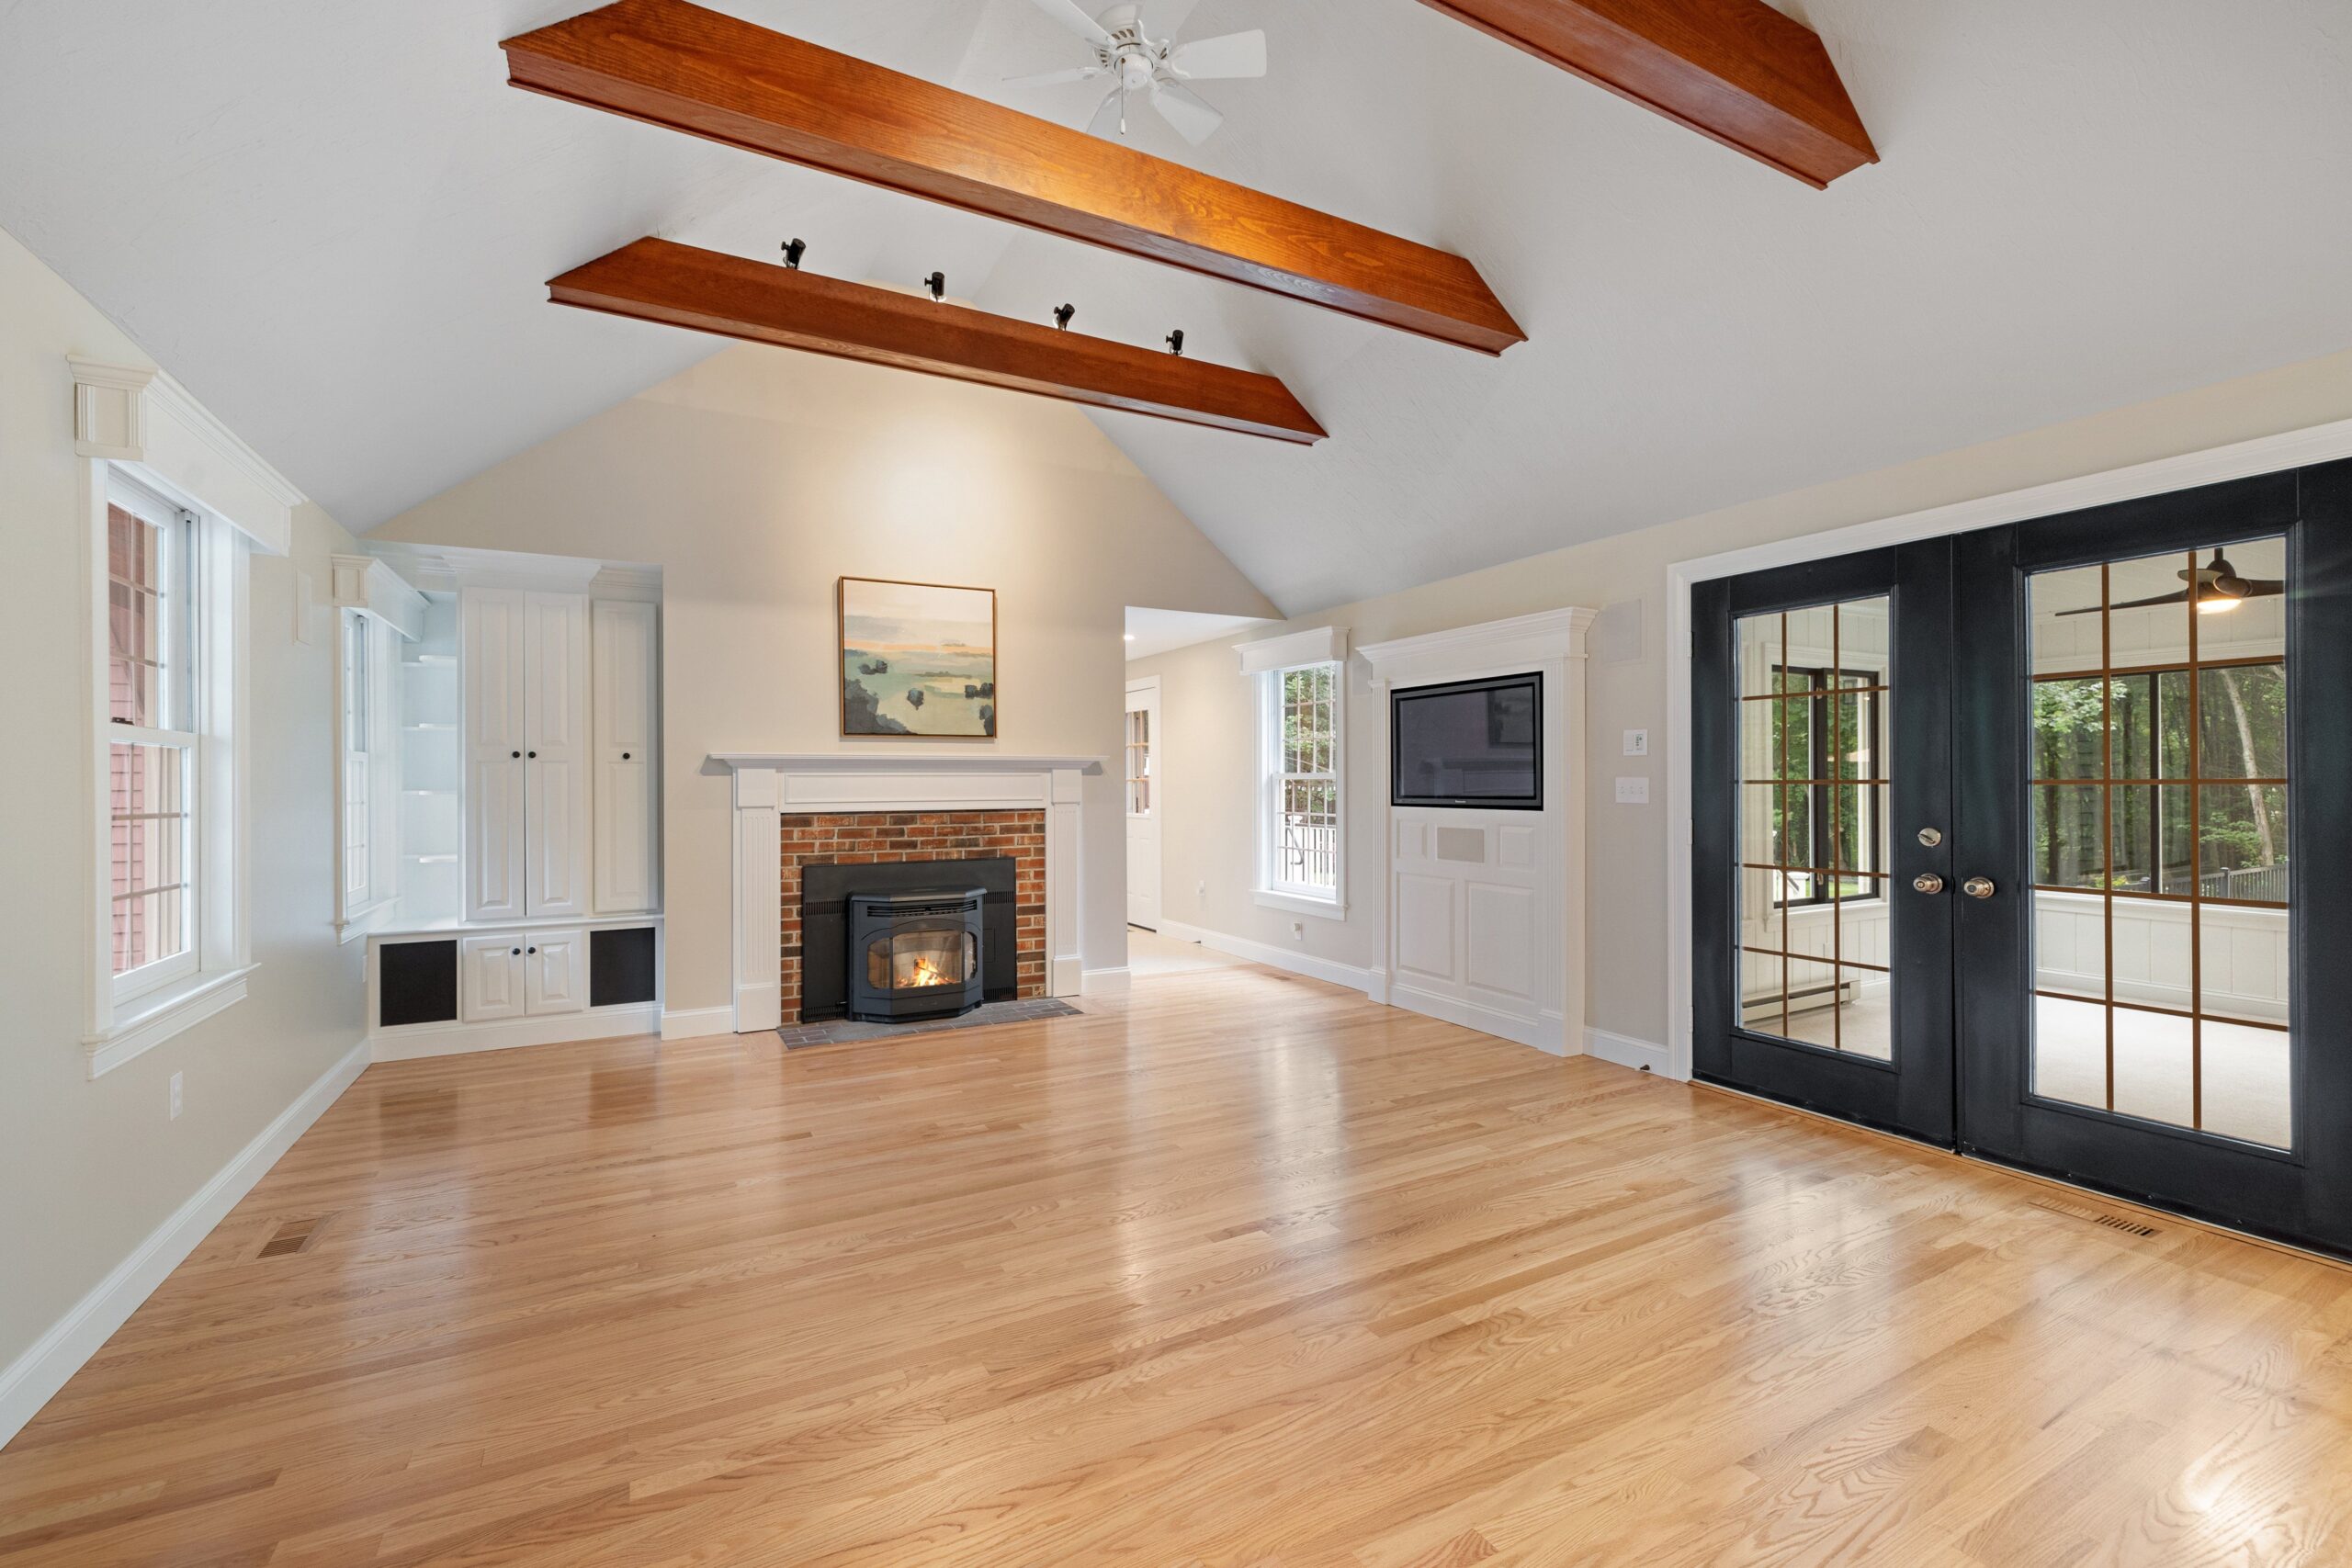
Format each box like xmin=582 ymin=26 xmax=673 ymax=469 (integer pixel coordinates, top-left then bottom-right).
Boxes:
xmin=1027 ymin=0 xmax=1114 ymax=46
xmin=1003 ymin=64 xmax=1108 ymax=86
xmin=1148 ymin=79 xmax=1223 ymax=144
xmin=1086 ymin=85 xmax=1128 ymax=138
xmin=1167 ymin=29 xmax=1265 ymax=81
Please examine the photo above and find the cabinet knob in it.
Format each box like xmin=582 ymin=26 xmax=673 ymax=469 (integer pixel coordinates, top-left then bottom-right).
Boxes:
xmin=622 ymin=751 xmax=631 ymax=761
xmin=511 ymin=947 xmax=520 ymax=955
xmin=527 ymin=750 xmax=537 ymax=759
xmin=511 ymin=750 xmax=521 ymax=759
xmin=527 ymin=945 xmax=537 ymax=954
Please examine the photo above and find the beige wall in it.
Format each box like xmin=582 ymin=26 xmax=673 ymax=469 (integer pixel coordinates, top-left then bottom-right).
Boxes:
xmin=1129 ymin=345 xmax=2352 ymax=1048
xmin=0 ymin=229 xmax=366 ymax=1391
xmin=370 ymin=346 xmax=1276 ymax=1011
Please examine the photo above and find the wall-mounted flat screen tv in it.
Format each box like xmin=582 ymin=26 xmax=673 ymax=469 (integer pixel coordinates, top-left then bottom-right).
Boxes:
xmin=1390 ymin=672 xmax=1543 ymax=810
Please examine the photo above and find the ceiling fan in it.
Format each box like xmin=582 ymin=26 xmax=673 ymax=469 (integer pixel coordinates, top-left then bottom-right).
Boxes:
xmin=2057 ymin=549 xmax=2286 ymax=616
xmin=1008 ymin=0 xmax=1267 ymax=146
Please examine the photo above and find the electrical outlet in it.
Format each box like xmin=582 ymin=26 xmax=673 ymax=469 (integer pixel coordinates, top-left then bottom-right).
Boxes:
xmin=1291 ymin=921 xmax=1305 ymax=942
xmin=1615 ymin=776 xmax=1651 ymax=805
xmin=169 ymin=1071 xmax=184 ymax=1121
xmin=1623 ymin=728 xmax=1649 ymax=757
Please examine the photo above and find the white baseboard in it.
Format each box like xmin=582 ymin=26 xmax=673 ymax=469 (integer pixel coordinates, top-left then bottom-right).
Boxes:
xmin=1156 ymin=919 xmax=1386 ymax=1001
xmin=1080 ymin=966 xmax=1132 ymax=997
xmin=1388 ymin=983 xmax=1566 ymax=1055
xmin=1585 ymin=1027 xmax=1673 ymax=1077
xmin=0 ymin=1038 xmax=370 ymax=1451
xmin=660 ymin=1005 xmax=737 ymax=1041
xmin=369 ymin=1005 xmax=661 ymax=1063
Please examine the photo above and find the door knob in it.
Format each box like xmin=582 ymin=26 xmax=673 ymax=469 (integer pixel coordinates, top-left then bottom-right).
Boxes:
xmin=1912 ymin=873 xmax=1946 ymax=895
xmin=1963 ymin=876 xmax=1997 ymax=899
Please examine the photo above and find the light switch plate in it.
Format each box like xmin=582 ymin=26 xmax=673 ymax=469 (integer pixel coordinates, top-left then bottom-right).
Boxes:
xmin=1615 ymin=776 xmax=1651 ymax=805
xmin=1623 ymin=729 xmax=1649 ymax=757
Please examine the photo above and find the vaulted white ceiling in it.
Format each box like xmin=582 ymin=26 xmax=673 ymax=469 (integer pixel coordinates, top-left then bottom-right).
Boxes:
xmin=6 ymin=2 xmax=2350 ymax=615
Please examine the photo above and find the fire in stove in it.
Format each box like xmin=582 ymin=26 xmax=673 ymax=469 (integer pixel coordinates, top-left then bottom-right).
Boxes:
xmin=901 ymin=953 xmax=955 ymax=988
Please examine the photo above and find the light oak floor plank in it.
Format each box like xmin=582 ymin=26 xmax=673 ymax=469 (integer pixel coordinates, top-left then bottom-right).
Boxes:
xmin=5 ymin=962 xmax=2351 ymax=1565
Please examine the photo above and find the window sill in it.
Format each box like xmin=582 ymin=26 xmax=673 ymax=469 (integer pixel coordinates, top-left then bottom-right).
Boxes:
xmin=1254 ymin=888 xmax=1349 ymax=921
xmin=85 ymin=964 xmax=256 ymax=1079
xmin=336 ymin=901 xmax=392 ymax=945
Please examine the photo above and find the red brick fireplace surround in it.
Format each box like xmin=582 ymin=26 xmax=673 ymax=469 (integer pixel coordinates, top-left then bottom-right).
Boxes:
xmin=779 ymin=811 xmax=1046 ymax=1021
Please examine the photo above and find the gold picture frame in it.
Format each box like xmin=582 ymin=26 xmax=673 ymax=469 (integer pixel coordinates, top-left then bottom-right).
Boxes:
xmin=838 ymin=576 xmax=999 ymax=739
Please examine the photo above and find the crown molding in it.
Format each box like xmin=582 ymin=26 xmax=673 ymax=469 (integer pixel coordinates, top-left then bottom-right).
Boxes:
xmin=330 ymin=554 xmax=427 ymax=642
xmin=69 ymin=356 xmax=302 ymax=556
xmin=1234 ymin=625 xmax=1350 ymax=674
xmin=1358 ymin=607 xmax=1599 ymax=689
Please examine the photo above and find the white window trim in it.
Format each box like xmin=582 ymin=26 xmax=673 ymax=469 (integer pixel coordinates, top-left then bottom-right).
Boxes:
xmin=83 ymin=461 xmax=254 ymax=1077
xmin=334 ymin=607 xmax=402 ymax=941
xmin=1253 ymin=659 xmax=1349 ymax=919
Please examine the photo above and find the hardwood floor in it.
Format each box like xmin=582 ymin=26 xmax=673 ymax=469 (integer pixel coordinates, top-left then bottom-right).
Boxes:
xmin=6 ymin=962 xmax=2352 ymax=1565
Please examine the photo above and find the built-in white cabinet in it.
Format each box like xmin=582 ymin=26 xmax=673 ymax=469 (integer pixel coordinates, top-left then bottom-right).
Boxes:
xmin=462 ymin=589 xmax=528 ymax=920
xmin=460 ymin=932 xmax=527 ymax=1021
xmin=526 ymin=929 xmax=585 ymax=1015
xmin=463 ymin=588 xmax=591 ymax=921
xmin=592 ymin=600 xmax=658 ymax=914
xmin=459 ymin=929 xmax=584 ymax=1021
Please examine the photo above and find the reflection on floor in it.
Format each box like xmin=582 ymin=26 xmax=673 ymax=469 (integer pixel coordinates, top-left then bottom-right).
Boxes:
xmin=1752 ymin=991 xmax=2292 ymax=1150
xmin=13 ymin=964 xmax=2352 ymax=1563
xmin=1128 ymin=924 xmax=1247 ymax=978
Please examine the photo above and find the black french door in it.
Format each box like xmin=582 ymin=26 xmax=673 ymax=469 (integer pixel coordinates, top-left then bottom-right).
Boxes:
xmin=1694 ymin=459 xmax=2352 ymax=1258
xmin=1692 ymin=539 xmax=1959 ymax=1145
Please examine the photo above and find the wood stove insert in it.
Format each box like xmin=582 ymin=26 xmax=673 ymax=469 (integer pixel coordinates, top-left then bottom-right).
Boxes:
xmin=846 ymin=886 xmax=987 ymax=1023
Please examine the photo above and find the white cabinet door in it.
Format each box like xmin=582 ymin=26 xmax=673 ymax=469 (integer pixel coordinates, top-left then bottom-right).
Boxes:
xmin=592 ymin=600 xmax=657 ymax=915
xmin=526 ymin=929 xmax=586 ymax=1015
xmin=461 ymin=589 xmax=527 ymax=921
xmin=460 ymin=933 xmax=526 ymax=1021
xmin=523 ymin=592 xmax=591 ymax=919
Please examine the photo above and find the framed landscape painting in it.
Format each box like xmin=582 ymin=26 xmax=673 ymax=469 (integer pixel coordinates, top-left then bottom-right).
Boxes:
xmin=839 ymin=577 xmax=998 ymax=739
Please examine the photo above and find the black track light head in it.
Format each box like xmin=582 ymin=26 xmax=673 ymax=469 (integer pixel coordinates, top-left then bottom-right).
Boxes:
xmin=1054 ymin=303 xmax=1076 ymax=331
xmin=782 ymin=238 xmax=806 ymax=270
xmin=1166 ymin=329 xmax=1185 ymax=356
xmin=923 ymin=271 xmax=946 ymax=302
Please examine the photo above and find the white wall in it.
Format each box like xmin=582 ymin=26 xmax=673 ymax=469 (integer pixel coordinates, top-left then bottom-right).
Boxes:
xmin=0 ymin=227 xmax=365 ymax=1424
xmin=369 ymin=346 xmax=1277 ymax=1013
xmin=1129 ymin=344 xmax=2352 ymax=1050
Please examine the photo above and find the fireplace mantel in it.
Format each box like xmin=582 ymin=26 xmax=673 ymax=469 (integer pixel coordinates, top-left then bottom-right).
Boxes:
xmin=710 ymin=753 xmax=1103 ymax=1033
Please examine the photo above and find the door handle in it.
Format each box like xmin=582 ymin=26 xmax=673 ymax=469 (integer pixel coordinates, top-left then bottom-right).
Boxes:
xmin=1912 ymin=873 xmax=1945 ymax=895
xmin=1963 ymin=876 xmax=1997 ymax=899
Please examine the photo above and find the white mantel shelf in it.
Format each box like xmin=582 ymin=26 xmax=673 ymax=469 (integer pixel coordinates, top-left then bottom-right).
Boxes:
xmin=713 ymin=753 xmax=1101 ymax=1035
xmin=709 ymin=753 xmax=1103 ymax=773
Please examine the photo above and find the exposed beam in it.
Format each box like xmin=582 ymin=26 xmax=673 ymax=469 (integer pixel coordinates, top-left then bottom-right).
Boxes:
xmin=1415 ymin=0 xmax=1876 ymax=187
xmin=502 ymin=0 xmax=1523 ymax=355
xmin=547 ymin=239 xmax=1328 ymax=446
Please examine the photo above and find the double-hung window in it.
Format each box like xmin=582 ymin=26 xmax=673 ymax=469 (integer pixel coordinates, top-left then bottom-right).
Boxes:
xmin=107 ymin=479 xmax=200 ymax=1000
xmin=1261 ymin=660 xmax=1344 ymax=910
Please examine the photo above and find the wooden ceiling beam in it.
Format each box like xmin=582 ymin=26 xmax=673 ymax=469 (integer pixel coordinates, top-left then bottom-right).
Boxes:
xmin=547 ymin=238 xmax=1327 ymax=446
xmin=1414 ymin=0 xmax=1876 ymax=186
xmin=502 ymin=0 xmax=1522 ymax=355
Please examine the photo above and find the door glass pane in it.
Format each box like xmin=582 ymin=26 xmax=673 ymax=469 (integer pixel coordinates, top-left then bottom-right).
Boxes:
xmin=1732 ymin=595 xmax=1895 ymax=1057
xmin=2026 ymin=538 xmax=2291 ymax=1149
